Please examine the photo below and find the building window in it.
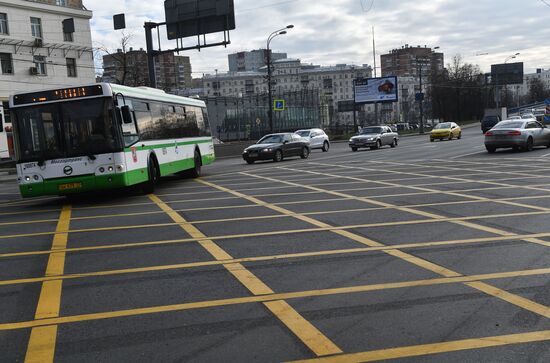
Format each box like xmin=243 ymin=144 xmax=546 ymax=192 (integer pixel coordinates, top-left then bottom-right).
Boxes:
xmin=66 ymin=58 xmax=77 ymax=77
xmin=31 ymin=17 xmax=42 ymax=38
xmin=56 ymin=0 xmax=67 ymax=5
xmin=0 ymin=53 xmax=13 ymax=74
xmin=63 ymin=29 xmax=73 ymax=42
xmin=0 ymin=13 xmax=8 ymax=35
xmin=33 ymin=55 xmax=46 ymax=75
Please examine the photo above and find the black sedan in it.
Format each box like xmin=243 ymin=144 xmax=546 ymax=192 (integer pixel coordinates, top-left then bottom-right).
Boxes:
xmin=243 ymin=133 xmax=310 ymax=164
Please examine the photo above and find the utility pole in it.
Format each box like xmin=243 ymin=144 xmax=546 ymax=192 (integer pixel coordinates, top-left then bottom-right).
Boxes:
xmin=419 ymin=61 xmax=424 ymax=134
xmin=266 ymin=25 xmax=293 ymax=133
xmin=267 ymin=49 xmax=273 ymax=133
xmin=372 ymin=26 xmax=379 ymax=126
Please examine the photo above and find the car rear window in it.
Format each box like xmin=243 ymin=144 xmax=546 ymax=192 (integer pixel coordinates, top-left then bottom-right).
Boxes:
xmin=494 ymin=122 xmax=524 ymax=129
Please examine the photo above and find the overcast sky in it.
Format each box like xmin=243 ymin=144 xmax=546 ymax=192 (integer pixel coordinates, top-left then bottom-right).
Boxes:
xmin=89 ymin=0 xmax=550 ymax=77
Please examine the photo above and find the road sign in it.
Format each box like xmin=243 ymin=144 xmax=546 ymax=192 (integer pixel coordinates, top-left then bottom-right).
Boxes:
xmin=545 ymin=99 xmax=550 ymax=124
xmin=274 ymin=100 xmax=285 ymax=111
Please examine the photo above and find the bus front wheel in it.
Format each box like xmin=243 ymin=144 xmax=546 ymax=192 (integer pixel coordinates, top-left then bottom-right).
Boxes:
xmin=142 ymin=156 xmax=159 ymax=194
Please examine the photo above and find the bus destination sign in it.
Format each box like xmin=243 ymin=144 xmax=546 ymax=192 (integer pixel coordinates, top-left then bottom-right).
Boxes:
xmin=13 ymin=85 xmax=104 ymax=106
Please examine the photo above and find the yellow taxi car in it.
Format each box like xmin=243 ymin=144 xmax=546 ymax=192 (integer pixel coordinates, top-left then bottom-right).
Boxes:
xmin=430 ymin=122 xmax=462 ymax=141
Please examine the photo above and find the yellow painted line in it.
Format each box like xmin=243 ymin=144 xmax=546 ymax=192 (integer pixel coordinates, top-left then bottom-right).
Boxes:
xmin=4 ymin=267 xmax=550 ymax=332
xmin=288 ymin=330 xmax=550 ymax=362
xmin=237 ymin=171 xmax=550 ymax=320
xmin=0 ymin=208 xmax=62 ymax=217
xmin=0 ymin=218 xmax=59 ymax=227
xmin=301 ymin=163 xmax=550 ymax=248
xmin=3 ymin=233 xmax=550 ymax=287
xmin=24 ymin=205 xmax=71 ymax=363
xmin=148 ymin=194 xmax=341 ymax=356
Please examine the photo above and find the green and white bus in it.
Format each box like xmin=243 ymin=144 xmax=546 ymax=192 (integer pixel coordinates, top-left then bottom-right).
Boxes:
xmin=9 ymin=83 xmax=215 ymax=198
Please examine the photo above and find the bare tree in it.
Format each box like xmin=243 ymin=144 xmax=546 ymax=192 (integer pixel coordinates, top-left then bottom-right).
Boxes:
xmin=97 ymin=32 xmax=148 ymax=87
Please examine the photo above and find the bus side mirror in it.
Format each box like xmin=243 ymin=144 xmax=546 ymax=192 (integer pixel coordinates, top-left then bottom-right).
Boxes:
xmin=121 ymin=105 xmax=133 ymax=124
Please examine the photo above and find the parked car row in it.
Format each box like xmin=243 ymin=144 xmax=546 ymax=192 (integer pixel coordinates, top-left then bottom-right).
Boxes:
xmin=242 ymin=128 xmax=329 ymax=164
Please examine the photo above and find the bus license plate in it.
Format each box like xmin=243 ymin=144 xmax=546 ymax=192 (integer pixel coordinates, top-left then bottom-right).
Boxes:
xmin=58 ymin=182 xmax=82 ymax=191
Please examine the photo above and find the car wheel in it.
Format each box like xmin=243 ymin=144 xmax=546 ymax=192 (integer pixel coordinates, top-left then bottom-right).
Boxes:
xmin=351 ymin=147 xmax=358 ymax=152
xmin=430 ymin=138 xmax=434 ymax=142
xmin=458 ymin=132 xmax=462 ymax=139
xmin=371 ymin=140 xmax=381 ymax=150
xmin=273 ymin=149 xmax=283 ymax=162
xmin=525 ymin=137 xmax=534 ymax=152
xmin=448 ymin=133 xmax=453 ymax=141
xmin=300 ymin=147 xmax=310 ymax=159
xmin=142 ymin=156 xmax=159 ymax=194
xmin=322 ymin=141 xmax=330 ymax=152
xmin=486 ymin=146 xmax=496 ymax=154
xmin=390 ymin=139 xmax=397 ymax=148
xmin=246 ymin=159 xmax=254 ymax=164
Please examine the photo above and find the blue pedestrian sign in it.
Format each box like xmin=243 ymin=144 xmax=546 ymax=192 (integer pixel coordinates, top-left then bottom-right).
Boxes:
xmin=274 ymin=99 xmax=285 ymax=111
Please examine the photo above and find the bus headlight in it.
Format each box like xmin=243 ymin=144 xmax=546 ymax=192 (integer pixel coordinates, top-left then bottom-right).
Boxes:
xmin=116 ymin=165 xmax=124 ymax=172
xmin=25 ymin=176 xmax=31 ymax=181
xmin=108 ymin=166 xmax=114 ymax=172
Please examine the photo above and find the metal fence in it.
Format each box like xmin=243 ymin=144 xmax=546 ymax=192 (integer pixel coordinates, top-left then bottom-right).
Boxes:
xmin=204 ymin=89 xmax=329 ymax=142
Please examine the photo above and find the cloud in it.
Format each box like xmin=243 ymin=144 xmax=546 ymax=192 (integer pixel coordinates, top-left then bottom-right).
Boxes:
xmin=87 ymin=0 xmax=550 ymax=77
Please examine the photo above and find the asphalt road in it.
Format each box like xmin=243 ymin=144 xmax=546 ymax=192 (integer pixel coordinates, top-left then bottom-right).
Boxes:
xmin=2 ymin=125 xmax=550 ymax=362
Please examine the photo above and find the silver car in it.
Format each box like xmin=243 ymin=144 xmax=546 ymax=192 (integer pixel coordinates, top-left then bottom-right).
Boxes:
xmin=349 ymin=126 xmax=399 ymax=151
xmin=485 ymin=120 xmax=550 ymax=153
xmin=295 ymin=129 xmax=330 ymax=152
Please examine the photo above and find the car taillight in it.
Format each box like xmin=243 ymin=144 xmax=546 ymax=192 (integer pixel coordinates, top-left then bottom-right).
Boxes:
xmin=485 ymin=131 xmax=493 ymax=136
xmin=507 ymin=131 xmax=522 ymax=136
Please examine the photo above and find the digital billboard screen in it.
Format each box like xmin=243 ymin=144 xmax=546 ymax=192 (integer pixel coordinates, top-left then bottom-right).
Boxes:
xmin=491 ymin=62 xmax=524 ymax=85
xmin=354 ymin=76 xmax=398 ymax=104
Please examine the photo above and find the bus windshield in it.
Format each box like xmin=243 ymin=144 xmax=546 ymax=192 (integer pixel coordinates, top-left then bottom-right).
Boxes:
xmin=13 ymin=98 xmax=121 ymax=162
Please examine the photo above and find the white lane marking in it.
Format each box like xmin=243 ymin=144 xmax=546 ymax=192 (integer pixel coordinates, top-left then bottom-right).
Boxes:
xmin=451 ymin=149 xmax=486 ymax=159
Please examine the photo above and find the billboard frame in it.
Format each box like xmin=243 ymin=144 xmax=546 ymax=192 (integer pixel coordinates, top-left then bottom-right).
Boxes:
xmin=354 ymin=76 xmax=399 ymax=105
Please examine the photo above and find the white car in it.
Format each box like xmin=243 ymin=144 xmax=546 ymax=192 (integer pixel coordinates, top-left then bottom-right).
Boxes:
xmin=295 ymin=128 xmax=330 ymax=152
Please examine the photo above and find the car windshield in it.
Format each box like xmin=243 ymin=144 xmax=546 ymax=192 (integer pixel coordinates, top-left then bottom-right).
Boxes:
xmin=494 ymin=122 xmax=524 ymax=129
xmin=258 ymin=135 xmax=283 ymax=144
xmin=360 ymin=127 xmax=383 ymax=134
xmin=434 ymin=123 xmax=452 ymax=129
xmin=13 ymin=98 xmax=121 ymax=162
xmin=295 ymin=131 xmax=310 ymax=137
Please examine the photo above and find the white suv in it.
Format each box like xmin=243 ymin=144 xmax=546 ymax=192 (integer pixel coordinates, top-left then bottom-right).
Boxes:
xmin=295 ymin=128 xmax=330 ymax=152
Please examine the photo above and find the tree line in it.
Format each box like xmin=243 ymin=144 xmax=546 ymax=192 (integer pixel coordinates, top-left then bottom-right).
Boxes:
xmin=428 ymin=55 xmax=549 ymax=122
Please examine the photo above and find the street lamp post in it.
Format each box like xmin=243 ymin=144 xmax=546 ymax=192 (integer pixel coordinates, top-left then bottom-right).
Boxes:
xmin=497 ymin=52 xmax=520 ymax=109
xmin=267 ymin=25 xmax=293 ymax=133
xmin=417 ymin=46 xmax=439 ymax=134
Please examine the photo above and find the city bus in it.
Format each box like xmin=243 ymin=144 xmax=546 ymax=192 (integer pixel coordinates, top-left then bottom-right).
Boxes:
xmin=9 ymin=83 xmax=215 ymax=198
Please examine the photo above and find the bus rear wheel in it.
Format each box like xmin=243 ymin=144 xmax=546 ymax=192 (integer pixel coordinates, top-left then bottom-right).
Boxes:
xmin=142 ymin=156 xmax=159 ymax=194
xmin=189 ymin=151 xmax=202 ymax=178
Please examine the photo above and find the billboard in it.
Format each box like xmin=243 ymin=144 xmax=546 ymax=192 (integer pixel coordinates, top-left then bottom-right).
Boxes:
xmin=165 ymin=0 xmax=236 ymax=40
xmin=491 ymin=62 xmax=524 ymax=85
xmin=354 ymin=76 xmax=398 ymax=104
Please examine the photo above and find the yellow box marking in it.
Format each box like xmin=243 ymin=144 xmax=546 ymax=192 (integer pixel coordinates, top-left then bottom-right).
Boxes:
xmin=148 ymin=194 xmax=341 ymax=356
xmin=288 ymin=330 xmax=550 ymax=362
xmin=25 ymin=205 xmax=71 ymax=363
xmin=24 ymin=325 xmax=58 ymax=363
xmin=4 ymin=267 xmax=550 ymax=332
xmin=229 ymin=172 xmax=550 ymax=323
